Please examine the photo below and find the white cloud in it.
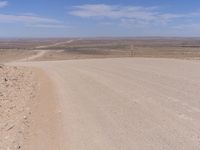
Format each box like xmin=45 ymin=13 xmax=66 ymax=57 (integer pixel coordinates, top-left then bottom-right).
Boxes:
xmin=0 ymin=14 xmax=60 ymax=24
xmin=70 ymin=4 xmax=197 ymax=26
xmin=0 ymin=1 xmax=66 ymax=28
xmin=70 ymin=4 xmax=158 ymax=21
xmin=0 ymin=13 xmax=68 ymax=28
xmin=0 ymin=1 xmax=8 ymax=8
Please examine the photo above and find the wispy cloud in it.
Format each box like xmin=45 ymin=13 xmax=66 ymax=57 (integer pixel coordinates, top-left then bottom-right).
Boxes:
xmin=0 ymin=14 xmax=60 ymax=24
xmin=0 ymin=13 xmax=68 ymax=28
xmin=26 ymin=23 xmax=70 ymax=29
xmin=70 ymin=4 xmax=197 ymax=26
xmin=0 ymin=1 xmax=68 ymax=29
xmin=70 ymin=4 xmax=158 ymax=21
xmin=0 ymin=0 xmax=8 ymax=8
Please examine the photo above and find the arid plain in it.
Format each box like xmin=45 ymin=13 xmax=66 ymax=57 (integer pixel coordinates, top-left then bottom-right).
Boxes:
xmin=1 ymin=38 xmax=200 ymax=150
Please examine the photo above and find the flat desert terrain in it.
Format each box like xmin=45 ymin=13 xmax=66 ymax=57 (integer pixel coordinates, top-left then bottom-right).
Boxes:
xmin=1 ymin=38 xmax=200 ymax=62
xmin=1 ymin=38 xmax=200 ymax=150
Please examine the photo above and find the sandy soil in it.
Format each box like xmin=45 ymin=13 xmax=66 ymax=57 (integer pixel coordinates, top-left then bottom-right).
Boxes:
xmin=0 ymin=65 xmax=37 ymax=150
xmin=15 ymin=58 xmax=200 ymax=150
xmin=0 ymin=50 xmax=36 ymax=63
xmin=0 ymin=64 xmax=61 ymax=150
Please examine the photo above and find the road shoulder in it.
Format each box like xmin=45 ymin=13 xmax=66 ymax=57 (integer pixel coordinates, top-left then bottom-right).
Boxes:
xmin=28 ymin=68 xmax=62 ymax=150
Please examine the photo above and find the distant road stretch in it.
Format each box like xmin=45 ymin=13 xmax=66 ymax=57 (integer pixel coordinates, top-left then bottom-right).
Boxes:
xmin=17 ymin=40 xmax=75 ymax=62
xmin=35 ymin=40 xmax=74 ymax=49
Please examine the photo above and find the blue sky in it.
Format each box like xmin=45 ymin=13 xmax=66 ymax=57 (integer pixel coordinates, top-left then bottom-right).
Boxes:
xmin=0 ymin=0 xmax=200 ymax=37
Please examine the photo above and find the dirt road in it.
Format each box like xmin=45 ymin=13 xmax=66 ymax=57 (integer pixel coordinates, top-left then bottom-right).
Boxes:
xmin=17 ymin=50 xmax=49 ymax=62
xmin=35 ymin=40 xmax=74 ymax=49
xmin=14 ymin=58 xmax=200 ymax=150
xmin=15 ymin=40 xmax=75 ymax=62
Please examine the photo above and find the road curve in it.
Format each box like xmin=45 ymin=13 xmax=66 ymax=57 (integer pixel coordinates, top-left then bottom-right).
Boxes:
xmin=17 ymin=50 xmax=49 ymax=62
xmin=16 ymin=58 xmax=200 ymax=150
xmin=17 ymin=40 xmax=75 ymax=62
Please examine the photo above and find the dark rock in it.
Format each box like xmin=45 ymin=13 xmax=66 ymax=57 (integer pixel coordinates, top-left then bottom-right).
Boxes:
xmin=0 ymin=65 xmax=4 ymax=69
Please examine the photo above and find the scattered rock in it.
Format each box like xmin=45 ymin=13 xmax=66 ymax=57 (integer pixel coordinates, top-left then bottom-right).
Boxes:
xmin=0 ymin=64 xmax=4 ymax=69
xmin=0 ymin=66 xmax=37 ymax=150
xmin=7 ymin=125 xmax=15 ymax=131
xmin=17 ymin=145 xmax=21 ymax=149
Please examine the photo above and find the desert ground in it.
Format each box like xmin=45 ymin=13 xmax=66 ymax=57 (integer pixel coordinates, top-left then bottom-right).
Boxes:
xmin=1 ymin=38 xmax=200 ymax=150
xmin=1 ymin=37 xmax=200 ymax=63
